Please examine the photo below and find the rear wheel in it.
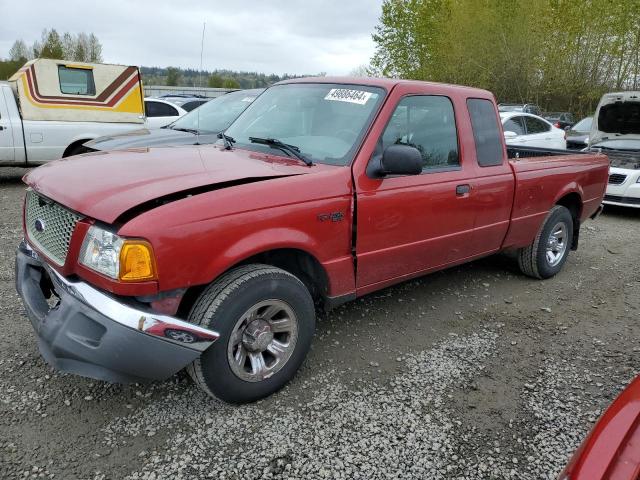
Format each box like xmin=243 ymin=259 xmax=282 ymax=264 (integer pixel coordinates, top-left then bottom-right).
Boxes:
xmin=186 ymin=264 xmax=315 ymax=404
xmin=518 ymin=205 xmax=574 ymax=279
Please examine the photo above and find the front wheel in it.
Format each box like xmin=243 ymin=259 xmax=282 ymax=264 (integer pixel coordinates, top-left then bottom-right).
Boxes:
xmin=518 ymin=205 xmax=574 ymax=279
xmin=186 ymin=264 xmax=315 ymax=404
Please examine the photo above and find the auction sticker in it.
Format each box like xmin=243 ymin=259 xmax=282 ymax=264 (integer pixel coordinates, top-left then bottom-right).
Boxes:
xmin=324 ymin=88 xmax=372 ymax=105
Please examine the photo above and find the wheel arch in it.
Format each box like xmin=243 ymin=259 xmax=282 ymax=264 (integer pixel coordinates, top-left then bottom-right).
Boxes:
xmin=62 ymin=138 xmax=93 ymax=157
xmin=554 ymin=191 xmax=583 ymax=250
xmin=178 ymin=247 xmax=330 ymax=317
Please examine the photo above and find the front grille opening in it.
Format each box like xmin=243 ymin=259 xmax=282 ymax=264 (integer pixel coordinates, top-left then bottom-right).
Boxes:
xmin=25 ymin=190 xmax=82 ymax=266
xmin=608 ymin=173 xmax=627 ymax=185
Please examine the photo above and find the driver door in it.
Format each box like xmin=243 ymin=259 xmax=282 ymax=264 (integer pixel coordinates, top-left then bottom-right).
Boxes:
xmin=354 ymin=93 xmax=477 ymax=290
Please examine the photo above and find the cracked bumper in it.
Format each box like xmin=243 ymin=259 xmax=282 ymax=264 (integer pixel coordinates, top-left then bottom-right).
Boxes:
xmin=15 ymin=240 xmax=219 ymax=384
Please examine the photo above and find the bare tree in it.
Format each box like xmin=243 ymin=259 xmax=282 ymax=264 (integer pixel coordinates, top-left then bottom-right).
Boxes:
xmin=9 ymin=40 xmax=30 ymax=61
xmin=87 ymin=33 xmax=103 ymax=62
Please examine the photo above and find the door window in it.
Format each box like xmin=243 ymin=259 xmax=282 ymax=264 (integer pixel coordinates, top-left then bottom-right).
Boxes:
xmin=145 ymin=101 xmax=179 ymax=117
xmin=524 ymin=116 xmax=550 ymax=134
xmin=467 ymin=98 xmax=503 ymax=167
xmin=380 ymin=95 xmax=459 ymax=170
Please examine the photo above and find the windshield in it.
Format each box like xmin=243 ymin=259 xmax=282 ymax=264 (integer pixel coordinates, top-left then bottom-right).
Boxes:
xmin=572 ymin=117 xmax=592 ymax=131
xmin=171 ymin=90 xmax=262 ymax=133
xmin=223 ymin=83 xmax=386 ymax=166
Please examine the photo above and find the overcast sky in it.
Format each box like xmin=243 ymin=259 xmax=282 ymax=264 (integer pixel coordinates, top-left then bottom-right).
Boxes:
xmin=0 ymin=0 xmax=384 ymax=75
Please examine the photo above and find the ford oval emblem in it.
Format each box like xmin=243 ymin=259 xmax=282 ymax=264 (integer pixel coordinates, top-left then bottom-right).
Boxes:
xmin=34 ymin=218 xmax=46 ymax=233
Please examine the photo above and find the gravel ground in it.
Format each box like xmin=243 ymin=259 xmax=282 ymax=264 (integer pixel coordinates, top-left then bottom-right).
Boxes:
xmin=1 ymin=166 xmax=639 ymax=479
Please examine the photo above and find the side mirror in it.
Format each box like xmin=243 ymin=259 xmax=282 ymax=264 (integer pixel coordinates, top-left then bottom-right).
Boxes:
xmin=564 ymin=126 xmax=571 ymax=131
xmin=380 ymin=144 xmax=423 ymax=176
xmin=503 ymin=131 xmax=518 ymax=139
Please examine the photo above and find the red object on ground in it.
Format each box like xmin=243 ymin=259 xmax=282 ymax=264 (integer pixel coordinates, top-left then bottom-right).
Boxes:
xmin=559 ymin=376 xmax=640 ymax=480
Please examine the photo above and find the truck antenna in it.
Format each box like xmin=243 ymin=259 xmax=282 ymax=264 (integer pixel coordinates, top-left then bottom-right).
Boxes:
xmin=196 ymin=21 xmax=206 ymax=145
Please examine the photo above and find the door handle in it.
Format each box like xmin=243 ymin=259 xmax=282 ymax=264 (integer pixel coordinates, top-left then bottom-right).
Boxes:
xmin=456 ymin=184 xmax=471 ymax=196
xmin=0 ymin=125 xmax=4 ymax=131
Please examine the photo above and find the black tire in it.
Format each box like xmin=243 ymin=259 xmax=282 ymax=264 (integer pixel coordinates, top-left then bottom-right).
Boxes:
xmin=518 ymin=205 xmax=574 ymax=279
xmin=186 ymin=264 xmax=315 ymax=404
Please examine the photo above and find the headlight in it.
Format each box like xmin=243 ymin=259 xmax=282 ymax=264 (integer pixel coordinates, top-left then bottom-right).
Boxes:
xmin=79 ymin=225 xmax=156 ymax=281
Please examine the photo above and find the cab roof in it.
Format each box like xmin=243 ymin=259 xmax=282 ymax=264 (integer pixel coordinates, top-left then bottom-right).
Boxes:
xmin=277 ymin=76 xmax=494 ymax=99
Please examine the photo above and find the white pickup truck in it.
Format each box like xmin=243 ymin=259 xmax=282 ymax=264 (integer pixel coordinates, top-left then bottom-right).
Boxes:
xmin=0 ymin=59 xmax=146 ymax=166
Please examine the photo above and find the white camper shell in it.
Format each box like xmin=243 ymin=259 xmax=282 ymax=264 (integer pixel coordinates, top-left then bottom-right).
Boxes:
xmin=0 ymin=59 xmax=146 ymax=166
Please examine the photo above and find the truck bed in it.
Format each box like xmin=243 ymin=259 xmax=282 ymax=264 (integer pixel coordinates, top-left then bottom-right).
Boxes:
xmin=501 ymin=147 xmax=609 ymax=249
xmin=506 ymin=145 xmax=590 ymax=159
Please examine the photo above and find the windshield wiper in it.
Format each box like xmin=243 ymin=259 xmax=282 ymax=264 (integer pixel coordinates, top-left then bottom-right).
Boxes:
xmin=172 ymin=127 xmax=200 ymax=134
xmin=248 ymin=137 xmax=313 ymax=166
xmin=218 ymin=132 xmax=236 ymax=150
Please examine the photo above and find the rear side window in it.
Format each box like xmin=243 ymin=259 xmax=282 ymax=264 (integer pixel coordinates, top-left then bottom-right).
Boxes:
xmin=467 ymin=98 xmax=503 ymax=167
xmin=181 ymin=100 xmax=207 ymax=112
xmin=381 ymin=95 xmax=459 ymax=170
xmin=524 ymin=116 xmax=550 ymax=133
xmin=145 ymin=100 xmax=179 ymax=117
xmin=58 ymin=65 xmax=96 ymax=95
xmin=503 ymin=116 xmax=525 ymax=136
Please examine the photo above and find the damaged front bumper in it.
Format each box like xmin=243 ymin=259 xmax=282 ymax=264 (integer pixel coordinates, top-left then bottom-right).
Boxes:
xmin=15 ymin=240 xmax=219 ymax=384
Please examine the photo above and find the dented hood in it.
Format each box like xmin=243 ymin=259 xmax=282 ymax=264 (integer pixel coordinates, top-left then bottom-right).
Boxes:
xmin=24 ymin=145 xmax=313 ymax=224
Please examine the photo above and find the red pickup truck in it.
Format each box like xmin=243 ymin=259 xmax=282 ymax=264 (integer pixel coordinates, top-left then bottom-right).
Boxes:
xmin=16 ymin=77 xmax=608 ymax=403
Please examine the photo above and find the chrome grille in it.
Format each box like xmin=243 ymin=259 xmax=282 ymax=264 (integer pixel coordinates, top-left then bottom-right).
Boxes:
xmin=25 ymin=190 xmax=82 ymax=265
xmin=608 ymin=173 xmax=627 ymax=185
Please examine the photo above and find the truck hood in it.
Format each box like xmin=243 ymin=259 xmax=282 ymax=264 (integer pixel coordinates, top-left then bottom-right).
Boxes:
xmin=591 ymin=92 xmax=640 ymax=145
xmin=24 ymin=146 xmax=314 ymax=224
xmin=84 ymin=127 xmax=218 ymax=151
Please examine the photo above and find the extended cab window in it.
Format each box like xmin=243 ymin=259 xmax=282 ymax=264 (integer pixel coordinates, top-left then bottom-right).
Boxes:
xmin=145 ymin=101 xmax=179 ymax=117
xmin=381 ymin=95 xmax=459 ymax=170
xmin=58 ymin=65 xmax=96 ymax=95
xmin=467 ymin=98 xmax=503 ymax=167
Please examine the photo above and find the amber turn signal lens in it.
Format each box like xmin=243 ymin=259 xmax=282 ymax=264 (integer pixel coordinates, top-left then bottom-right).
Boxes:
xmin=118 ymin=241 xmax=157 ymax=281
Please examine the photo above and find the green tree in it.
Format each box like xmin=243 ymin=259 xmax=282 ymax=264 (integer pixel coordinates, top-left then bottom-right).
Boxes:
xmin=39 ymin=29 xmax=64 ymax=59
xmin=166 ymin=67 xmax=180 ymax=86
xmin=221 ymin=78 xmax=240 ymax=89
xmin=370 ymin=0 xmax=640 ymax=116
xmin=208 ymin=74 xmax=224 ymax=87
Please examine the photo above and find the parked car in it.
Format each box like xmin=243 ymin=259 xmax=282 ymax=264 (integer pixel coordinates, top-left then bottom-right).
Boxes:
xmin=559 ymin=375 xmax=640 ymax=479
xmin=589 ymin=91 xmax=640 ymax=208
xmin=544 ymin=112 xmax=575 ymax=130
xmin=158 ymin=94 xmax=211 ymax=111
xmin=0 ymin=59 xmax=145 ymax=166
xmin=84 ymin=88 xmax=264 ymax=152
xmin=498 ymin=103 xmax=543 ymax=116
xmin=180 ymin=99 xmax=209 ymax=112
xmin=501 ymin=111 xmax=566 ymax=149
xmin=566 ymin=117 xmax=593 ymax=150
xmin=16 ymin=77 xmax=607 ymax=404
xmin=143 ymin=98 xmax=187 ymax=128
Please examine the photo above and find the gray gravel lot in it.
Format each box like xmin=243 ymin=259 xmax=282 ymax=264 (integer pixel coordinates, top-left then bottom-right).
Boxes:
xmin=1 ymin=166 xmax=639 ymax=479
